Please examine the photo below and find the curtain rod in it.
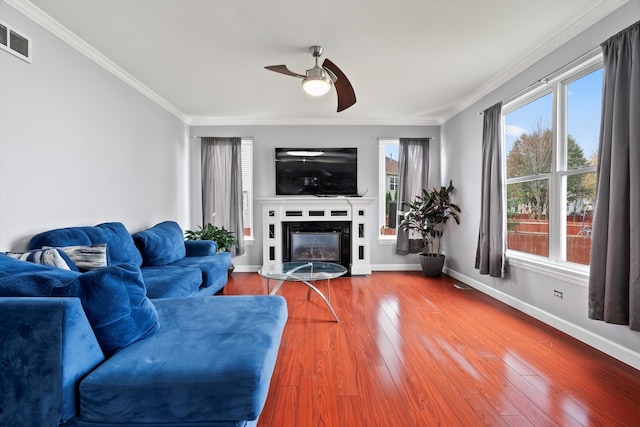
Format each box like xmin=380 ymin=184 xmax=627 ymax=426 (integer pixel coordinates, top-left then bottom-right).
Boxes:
xmin=478 ymin=46 xmax=602 ymax=115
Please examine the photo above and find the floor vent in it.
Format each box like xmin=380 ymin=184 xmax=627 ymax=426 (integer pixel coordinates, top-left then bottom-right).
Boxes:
xmin=0 ymin=21 xmax=31 ymax=63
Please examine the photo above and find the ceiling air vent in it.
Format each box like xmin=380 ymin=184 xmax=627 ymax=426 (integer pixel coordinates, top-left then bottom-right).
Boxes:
xmin=0 ymin=21 xmax=31 ymax=63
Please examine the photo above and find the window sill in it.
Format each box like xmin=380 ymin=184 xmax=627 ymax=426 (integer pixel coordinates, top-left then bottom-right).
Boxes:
xmin=378 ymin=236 xmax=397 ymax=245
xmin=506 ymin=251 xmax=589 ymax=287
xmin=243 ymin=237 xmax=254 ymax=247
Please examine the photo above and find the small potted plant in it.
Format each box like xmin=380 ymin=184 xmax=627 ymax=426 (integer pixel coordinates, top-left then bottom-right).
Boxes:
xmin=185 ymin=223 xmax=237 ymax=273
xmin=399 ymin=180 xmax=461 ymax=277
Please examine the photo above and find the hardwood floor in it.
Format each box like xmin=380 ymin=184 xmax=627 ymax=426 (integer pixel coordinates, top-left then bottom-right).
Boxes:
xmin=223 ymin=271 xmax=640 ymax=426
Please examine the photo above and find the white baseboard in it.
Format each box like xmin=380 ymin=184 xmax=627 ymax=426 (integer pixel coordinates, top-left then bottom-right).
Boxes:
xmin=444 ymin=267 xmax=640 ymax=371
xmin=371 ymin=263 xmax=421 ymax=271
xmin=233 ymin=265 xmax=260 ymax=273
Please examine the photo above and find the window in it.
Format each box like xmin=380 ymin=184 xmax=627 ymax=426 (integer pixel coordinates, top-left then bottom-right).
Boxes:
xmin=504 ymin=55 xmax=602 ymax=267
xmin=241 ymin=138 xmax=253 ymax=239
xmin=379 ymin=138 xmax=399 ymax=238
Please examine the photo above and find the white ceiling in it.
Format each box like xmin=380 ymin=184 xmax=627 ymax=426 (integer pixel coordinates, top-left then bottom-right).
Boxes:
xmin=13 ymin=0 xmax=628 ymax=125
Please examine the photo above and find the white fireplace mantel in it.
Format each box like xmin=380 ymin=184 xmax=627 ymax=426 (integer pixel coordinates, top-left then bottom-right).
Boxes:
xmin=257 ymin=197 xmax=375 ymax=275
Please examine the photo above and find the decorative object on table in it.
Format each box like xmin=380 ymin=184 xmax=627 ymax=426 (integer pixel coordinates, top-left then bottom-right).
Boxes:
xmin=399 ymin=180 xmax=461 ymax=277
xmin=185 ymin=223 xmax=237 ymax=273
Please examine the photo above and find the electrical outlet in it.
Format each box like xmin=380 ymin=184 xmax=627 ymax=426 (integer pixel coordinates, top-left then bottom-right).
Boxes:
xmin=553 ymin=289 xmax=564 ymax=299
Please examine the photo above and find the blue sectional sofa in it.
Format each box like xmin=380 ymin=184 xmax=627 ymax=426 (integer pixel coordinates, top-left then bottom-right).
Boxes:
xmin=0 ymin=254 xmax=288 ymax=427
xmin=28 ymin=221 xmax=232 ymax=298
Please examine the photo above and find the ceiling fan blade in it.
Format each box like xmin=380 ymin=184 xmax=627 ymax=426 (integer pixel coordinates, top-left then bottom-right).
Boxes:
xmin=322 ymin=58 xmax=356 ymax=112
xmin=264 ymin=65 xmax=304 ymax=78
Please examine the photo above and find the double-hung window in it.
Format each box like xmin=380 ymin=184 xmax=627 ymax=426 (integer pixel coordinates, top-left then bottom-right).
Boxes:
xmin=504 ymin=52 xmax=602 ymax=269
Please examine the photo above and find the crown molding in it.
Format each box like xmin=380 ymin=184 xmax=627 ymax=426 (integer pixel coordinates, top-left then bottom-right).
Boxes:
xmin=188 ymin=116 xmax=441 ymax=127
xmin=4 ymin=0 xmax=191 ymax=124
xmin=438 ymin=0 xmax=629 ymax=124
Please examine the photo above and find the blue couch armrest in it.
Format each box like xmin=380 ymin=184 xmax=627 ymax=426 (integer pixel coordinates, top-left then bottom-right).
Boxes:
xmin=0 ymin=297 xmax=104 ymax=427
xmin=185 ymin=240 xmax=218 ymax=256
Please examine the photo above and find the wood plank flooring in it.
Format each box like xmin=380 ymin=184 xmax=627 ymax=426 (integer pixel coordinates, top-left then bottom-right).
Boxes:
xmin=223 ymin=271 xmax=640 ymax=426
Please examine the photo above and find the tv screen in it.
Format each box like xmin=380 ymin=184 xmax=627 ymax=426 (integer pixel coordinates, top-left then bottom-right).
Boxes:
xmin=275 ymin=148 xmax=357 ymax=196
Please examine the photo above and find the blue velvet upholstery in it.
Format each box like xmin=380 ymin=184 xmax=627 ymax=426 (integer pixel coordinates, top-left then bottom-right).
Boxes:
xmin=27 ymin=221 xmax=232 ymax=298
xmin=173 ymin=251 xmax=232 ymax=289
xmin=0 ymin=298 xmax=104 ymax=427
xmin=77 ymin=264 xmax=159 ymax=356
xmin=79 ymin=296 xmax=288 ymax=425
xmin=0 ymin=253 xmax=80 ymax=284
xmin=29 ymin=222 xmax=143 ymax=267
xmin=0 ymin=255 xmax=159 ymax=356
xmin=132 ymin=221 xmax=186 ymax=266
xmin=185 ymin=239 xmax=218 ymax=256
xmin=141 ymin=266 xmax=202 ymax=298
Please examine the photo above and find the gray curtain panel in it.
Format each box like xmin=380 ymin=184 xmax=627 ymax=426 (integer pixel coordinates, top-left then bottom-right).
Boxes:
xmin=201 ymin=137 xmax=245 ymax=256
xmin=475 ymin=102 xmax=506 ymax=278
xmin=588 ymin=21 xmax=640 ymax=331
xmin=396 ymin=138 xmax=430 ymax=255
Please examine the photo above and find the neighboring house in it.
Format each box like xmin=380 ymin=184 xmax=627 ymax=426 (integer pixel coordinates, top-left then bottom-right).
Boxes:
xmin=385 ymin=156 xmax=398 ymax=200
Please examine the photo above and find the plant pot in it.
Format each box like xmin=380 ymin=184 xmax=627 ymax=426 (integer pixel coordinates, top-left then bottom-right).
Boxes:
xmin=419 ymin=253 xmax=445 ymax=277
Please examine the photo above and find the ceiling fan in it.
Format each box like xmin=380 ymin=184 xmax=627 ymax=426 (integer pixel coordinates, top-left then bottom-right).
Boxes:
xmin=265 ymin=46 xmax=356 ymax=112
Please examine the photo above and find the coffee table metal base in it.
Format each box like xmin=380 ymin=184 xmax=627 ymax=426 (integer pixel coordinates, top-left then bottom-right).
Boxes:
xmin=262 ymin=262 xmax=341 ymax=322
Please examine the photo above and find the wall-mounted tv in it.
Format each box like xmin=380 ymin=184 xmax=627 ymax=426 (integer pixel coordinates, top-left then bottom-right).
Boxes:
xmin=275 ymin=147 xmax=358 ymax=196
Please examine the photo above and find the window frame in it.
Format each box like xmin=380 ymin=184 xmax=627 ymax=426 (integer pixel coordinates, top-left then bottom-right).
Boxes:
xmin=502 ymin=51 xmax=603 ymax=282
xmin=240 ymin=138 xmax=254 ymax=243
xmin=378 ymin=138 xmax=399 ymax=243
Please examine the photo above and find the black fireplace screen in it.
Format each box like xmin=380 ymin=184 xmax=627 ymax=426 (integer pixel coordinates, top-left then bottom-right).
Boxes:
xmin=290 ymin=232 xmax=340 ymax=262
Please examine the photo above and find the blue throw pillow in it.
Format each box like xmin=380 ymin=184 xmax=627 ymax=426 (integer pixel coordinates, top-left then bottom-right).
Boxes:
xmin=4 ymin=248 xmax=78 ymax=271
xmin=132 ymin=221 xmax=186 ymax=266
xmin=77 ymin=264 xmax=159 ymax=356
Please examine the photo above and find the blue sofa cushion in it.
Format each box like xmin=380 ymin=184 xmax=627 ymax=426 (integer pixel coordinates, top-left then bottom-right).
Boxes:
xmin=29 ymin=222 xmax=143 ymax=267
xmin=185 ymin=239 xmax=218 ymax=256
xmin=0 ymin=254 xmax=81 ymax=291
xmin=78 ymin=264 xmax=159 ymax=356
xmin=141 ymin=266 xmax=202 ymax=298
xmin=0 ymin=255 xmax=158 ymax=356
xmin=172 ymin=251 xmax=232 ymax=288
xmin=132 ymin=221 xmax=186 ymax=267
xmin=3 ymin=247 xmax=78 ymax=271
xmin=79 ymin=296 xmax=288 ymax=424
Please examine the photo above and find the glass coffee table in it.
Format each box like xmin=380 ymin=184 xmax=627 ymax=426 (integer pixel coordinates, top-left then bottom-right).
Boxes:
xmin=257 ymin=262 xmax=347 ymax=322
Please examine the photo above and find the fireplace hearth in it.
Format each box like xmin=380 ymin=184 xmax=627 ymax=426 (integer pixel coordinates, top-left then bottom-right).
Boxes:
xmin=282 ymin=221 xmax=351 ymax=274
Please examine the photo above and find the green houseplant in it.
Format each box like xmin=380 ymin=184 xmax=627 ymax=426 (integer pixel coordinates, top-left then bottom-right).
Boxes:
xmin=185 ymin=223 xmax=237 ymax=274
xmin=184 ymin=223 xmax=237 ymax=253
xmin=399 ymin=180 xmax=461 ymax=277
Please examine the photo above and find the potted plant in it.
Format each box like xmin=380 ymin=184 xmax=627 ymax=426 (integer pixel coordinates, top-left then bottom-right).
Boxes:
xmin=399 ymin=180 xmax=461 ymax=277
xmin=185 ymin=223 xmax=237 ymax=273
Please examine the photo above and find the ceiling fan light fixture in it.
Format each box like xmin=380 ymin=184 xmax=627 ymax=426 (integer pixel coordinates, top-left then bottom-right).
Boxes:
xmin=302 ymin=76 xmax=332 ymax=96
xmin=302 ymin=65 xmax=331 ymax=96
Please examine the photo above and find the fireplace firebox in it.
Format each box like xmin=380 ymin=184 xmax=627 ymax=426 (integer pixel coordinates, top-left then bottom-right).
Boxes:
xmin=282 ymin=221 xmax=351 ymax=274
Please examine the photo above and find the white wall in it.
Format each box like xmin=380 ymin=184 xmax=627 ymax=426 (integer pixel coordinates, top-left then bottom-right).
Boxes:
xmin=440 ymin=1 xmax=640 ymax=369
xmin=189 ymin=125 xmax=440 ymax=270
xmin=0 ymin=3 xmax=190 ymax=250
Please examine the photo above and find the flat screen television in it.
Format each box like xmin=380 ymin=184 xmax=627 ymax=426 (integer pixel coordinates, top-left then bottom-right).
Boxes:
xmin=275 ymin=147 xmax=358 ymax=196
